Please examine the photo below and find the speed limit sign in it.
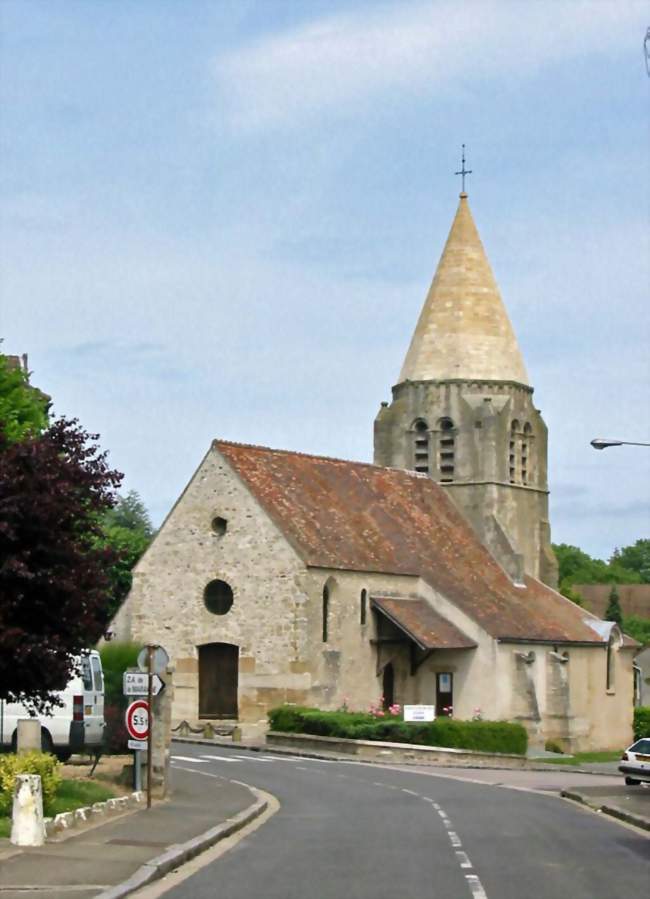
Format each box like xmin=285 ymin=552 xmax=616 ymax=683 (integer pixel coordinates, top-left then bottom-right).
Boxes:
xmin=125 ymin=699 xmax=149 ymax=741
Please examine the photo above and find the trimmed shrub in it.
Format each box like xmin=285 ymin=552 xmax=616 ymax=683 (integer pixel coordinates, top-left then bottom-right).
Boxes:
xmin=633 ymin=707 xmax=650 ymax=740
xmin=268 ymin=706 xmax=528 ymax=755
xmin=0 ymin=752 xmax=62 ymax=816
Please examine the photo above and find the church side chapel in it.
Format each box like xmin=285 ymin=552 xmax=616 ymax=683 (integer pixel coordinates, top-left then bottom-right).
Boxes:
xmin=112 ymin=174 xmax=636 ymax=751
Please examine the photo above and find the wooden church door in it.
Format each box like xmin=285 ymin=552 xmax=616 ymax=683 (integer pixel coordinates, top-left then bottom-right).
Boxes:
xmin=198 ymin=643 xmax=238 ymax=718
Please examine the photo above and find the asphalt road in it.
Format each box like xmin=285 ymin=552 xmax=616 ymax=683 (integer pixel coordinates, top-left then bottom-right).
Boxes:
xmin=163 ymin=742 xmax=649 ymax=899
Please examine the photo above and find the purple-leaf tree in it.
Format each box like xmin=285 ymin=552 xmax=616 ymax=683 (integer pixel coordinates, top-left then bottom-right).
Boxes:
xmin=0 ymin=418 xmax=123 ymax=711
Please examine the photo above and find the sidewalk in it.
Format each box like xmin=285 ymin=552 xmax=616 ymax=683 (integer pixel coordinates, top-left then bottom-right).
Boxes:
xmin=561 ymin=782 xmax=650 ymax=832
xmin=0 ymin=765 xmax=266 ymax=899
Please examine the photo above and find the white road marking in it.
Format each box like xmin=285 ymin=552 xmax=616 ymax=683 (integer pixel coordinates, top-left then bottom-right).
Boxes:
xmin=171 ymin=755 xmax=211 ymax=763
xmin=401 ymin=788 xmax=419 ymax=796
xmin=197 ymin=754 xmax=242 ymax=762
xmin=465 ymin=874 xmax=488 ymax=898
xmin=456 ymin=851 xmax=472 ymax=869
xmin=232 ymin=755 xmax=274 ymax=762
xmin=172 ymin=765 xmax=224 ymax=779
xmin=448 ymin=831 xmax=462 ymax=847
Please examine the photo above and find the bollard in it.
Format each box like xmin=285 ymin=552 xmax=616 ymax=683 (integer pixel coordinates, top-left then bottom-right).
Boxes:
xmin=10 ymin=774 xmax=45 ymax=846
xmin=16 ymin=720 xmax=41 ymax=755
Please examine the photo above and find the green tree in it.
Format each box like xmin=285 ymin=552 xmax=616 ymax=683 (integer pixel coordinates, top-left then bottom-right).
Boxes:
xmin=0 ymin=353 xmax=49 ymax=443
xmin=610 ymin=539 xmax=650 ymax=584
xmin=99 ymin=490 xmax=155 ymax=620
xmin=552 ymin=543 xmax=641 ymax=604
xmin=604 ymin=584 xmax=623 ymax=627
xmin=622 ymin=615 xmax=650 ymax=646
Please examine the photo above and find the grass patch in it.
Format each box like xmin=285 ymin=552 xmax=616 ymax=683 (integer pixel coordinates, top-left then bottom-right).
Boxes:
xmin=0 ymin=778 xmax=116 ymax=836
xmin=47 ymin=779 xmax=116 ymax=816
xmin=543 ymin=750 xmax=623 ymax=766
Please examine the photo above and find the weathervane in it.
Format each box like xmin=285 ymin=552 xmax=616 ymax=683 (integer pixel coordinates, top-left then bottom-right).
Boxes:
xmin=455 ymin=144 xmax=472 ymax=193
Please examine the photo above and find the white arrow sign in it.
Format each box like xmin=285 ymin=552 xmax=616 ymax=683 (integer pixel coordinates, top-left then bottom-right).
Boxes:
xmin=123 ymin=672 xmax=165 ymax=697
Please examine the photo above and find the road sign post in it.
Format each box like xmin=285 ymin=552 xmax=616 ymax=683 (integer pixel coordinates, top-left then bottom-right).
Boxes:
xmin=125 ymin=699 xmax=149 ymax=794
xmin=147 ymin=646 xmax=153 ymax=810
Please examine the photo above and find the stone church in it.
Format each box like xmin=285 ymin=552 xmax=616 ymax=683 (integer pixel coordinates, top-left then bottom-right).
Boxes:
xmin=112 ymin=191 xmax=635 ymax=751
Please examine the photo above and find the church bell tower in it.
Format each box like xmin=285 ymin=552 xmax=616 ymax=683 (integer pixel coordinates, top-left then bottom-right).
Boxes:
xmin=374 ymin=180 xmax=558 ymax=588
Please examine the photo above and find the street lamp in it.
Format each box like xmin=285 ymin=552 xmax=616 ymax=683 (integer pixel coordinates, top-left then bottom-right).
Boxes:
xmin=590 ymin=438 xmax=650 ymax=450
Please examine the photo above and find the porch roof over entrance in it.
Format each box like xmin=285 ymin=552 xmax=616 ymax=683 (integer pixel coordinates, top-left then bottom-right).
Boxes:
xmin=371 ymin=596 xmax=476 ymax=651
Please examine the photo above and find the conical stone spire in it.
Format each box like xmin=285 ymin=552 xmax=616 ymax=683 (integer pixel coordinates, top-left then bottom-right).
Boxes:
xmin=399 ymin=194 xmax=529 ymax=386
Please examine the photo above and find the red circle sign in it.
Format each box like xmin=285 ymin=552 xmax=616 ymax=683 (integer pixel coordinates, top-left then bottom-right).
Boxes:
xmin=125 ymin=699 xmax=149 ymax=740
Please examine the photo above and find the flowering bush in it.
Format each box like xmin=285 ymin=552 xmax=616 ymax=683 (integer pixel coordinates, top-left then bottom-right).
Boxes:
xmin=441 ymin=705 xmax=453 ymax=718
xmin=368 ymin=698 xmax=401 ymax=719
xmin=472 ymin=707 xmax=482 ymax=721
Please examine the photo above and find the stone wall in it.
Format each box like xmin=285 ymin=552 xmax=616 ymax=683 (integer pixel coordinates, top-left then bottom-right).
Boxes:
xmin=112 ymin=445 xmax=312 ymax=737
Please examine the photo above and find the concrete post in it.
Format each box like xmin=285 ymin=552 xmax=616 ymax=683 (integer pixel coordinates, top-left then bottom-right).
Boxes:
xmin=10 ymin=774 xmax=45 ymax=846
xmin=16 ymin=719 xmax=41 ymax=755
xmin=150 ymin=666 xmax=173 ymax=798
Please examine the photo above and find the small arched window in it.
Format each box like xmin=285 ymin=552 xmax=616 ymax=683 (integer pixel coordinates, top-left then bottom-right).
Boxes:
xmin=360 ymin=589 xmax=367 ymax=626
xmin=606 ymin=633 xmax=615 ymax=691
xmin=322 ymin=585 xmax=329 ymax=643
xmin=412 ymin=419 xmax=429 ymax=474
xmin=438 ymin=417 xmax=455 ymax=482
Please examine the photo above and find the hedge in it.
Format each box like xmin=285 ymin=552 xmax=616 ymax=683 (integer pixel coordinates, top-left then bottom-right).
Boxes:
xmin=633 ymin=707 xmax=650 ymax=740
xmin=99 ymin=641 xmax=142 ymax=753
xmin=268 ymin=706 xmax=528 ymax=755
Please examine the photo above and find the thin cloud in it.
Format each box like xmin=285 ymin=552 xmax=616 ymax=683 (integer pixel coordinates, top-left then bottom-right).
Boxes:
xmin=214 ymin=0 xmax=643 ymax=131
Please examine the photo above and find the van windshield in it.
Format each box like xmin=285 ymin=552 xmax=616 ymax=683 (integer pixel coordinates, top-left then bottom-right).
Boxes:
xmin=91 ymin=656 xmax=104 ymax=692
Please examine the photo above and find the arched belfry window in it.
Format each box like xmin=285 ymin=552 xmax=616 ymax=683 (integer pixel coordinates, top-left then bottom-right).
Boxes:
xmin=522 ymin=423 xmax=533 ymax=485
xmin=412 ymin=419 xmax=430 ymax=474
xmin=509 ymin=420 xmax=533 ymax=485
xmin=509 ymin=420 xmax=520 ymax=484
xmin=438 ymin=417 xmax=455 ymax=482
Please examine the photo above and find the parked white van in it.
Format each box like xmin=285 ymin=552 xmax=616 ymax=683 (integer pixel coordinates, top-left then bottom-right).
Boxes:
xmin=0 ymin=650 xmax=105 ymax=760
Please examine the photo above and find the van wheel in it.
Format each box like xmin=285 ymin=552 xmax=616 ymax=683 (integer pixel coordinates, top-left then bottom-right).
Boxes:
xmin=625 ymin=777 xmax=639 ymax=786
xmin=40 ymin=729 xmax=54 ymax=755
xmin=56 ymin=751 xmax=72 ymax=763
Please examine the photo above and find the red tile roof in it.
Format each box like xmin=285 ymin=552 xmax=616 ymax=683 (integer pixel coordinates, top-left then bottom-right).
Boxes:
xmin=372 ymin=596 xmax=476 ymax=650
xmin=214 ymin=440 xmax=615 ymax=644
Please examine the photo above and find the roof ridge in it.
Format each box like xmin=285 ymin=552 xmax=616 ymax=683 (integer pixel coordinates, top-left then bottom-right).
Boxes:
xmin=213 ymin=438 xmax=426 ymax=477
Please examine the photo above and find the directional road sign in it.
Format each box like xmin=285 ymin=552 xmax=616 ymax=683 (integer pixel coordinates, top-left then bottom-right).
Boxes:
xmin=125 ymin=699 xmax=149 ymax=741
xmin=123 ymin=672 xmax=165 ymax=697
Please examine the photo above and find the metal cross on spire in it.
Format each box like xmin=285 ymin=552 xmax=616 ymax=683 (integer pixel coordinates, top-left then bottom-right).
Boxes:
xmin=455 ymin=144 xmax=472 ymax=194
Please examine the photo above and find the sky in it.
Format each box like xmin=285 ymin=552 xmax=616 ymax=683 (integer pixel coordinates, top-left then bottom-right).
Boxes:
xmin=1 ymin=0 xmax=648 ymax=560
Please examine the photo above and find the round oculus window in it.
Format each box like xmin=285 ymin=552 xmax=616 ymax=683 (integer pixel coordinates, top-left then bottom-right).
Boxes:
xmin=203 ymin=579 xmax=234 ymax=615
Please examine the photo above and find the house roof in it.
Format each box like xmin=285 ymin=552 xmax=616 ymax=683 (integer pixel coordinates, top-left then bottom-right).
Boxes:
xmin=214 ymin=440 xmax=616 ymax=645
xmin=398 ymin=193 xmax=529 ymax=386
xmin=371 ymin=596 xmax=477 ymax=650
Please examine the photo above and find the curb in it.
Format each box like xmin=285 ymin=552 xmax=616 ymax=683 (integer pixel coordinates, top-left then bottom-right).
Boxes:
xmin=45 ymin=791 xmax=146 ymax=838
xmin=97 ymin=788 xmax=269 ymax=899
xmin=561 ymin=790 xmax=650 ymax=832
